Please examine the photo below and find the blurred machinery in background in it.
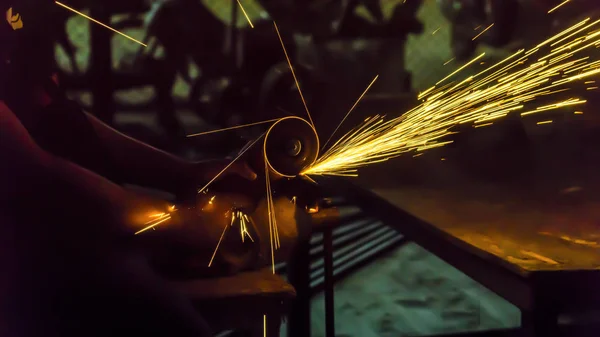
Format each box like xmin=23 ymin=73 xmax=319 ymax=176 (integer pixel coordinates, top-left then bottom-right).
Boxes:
xmin=439 ymin=0 xmax=600 ymax=61
xmin=54 ymin=0 xmax=424 ymax=155
xmin=437 ymin=0 xmax=519 ymax=60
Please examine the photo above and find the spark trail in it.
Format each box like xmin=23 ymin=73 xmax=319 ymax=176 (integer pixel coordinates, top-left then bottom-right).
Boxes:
xmin=237 ymin=0 xmax=254 ymax=28
xmin=55 ymin=1 xmax=147 ymax=47
xmin=135 ymin=206 xmax=176 ymax=235
xmin=548 ymin=0 xmax=571 ymax=14
xmin=302 ymin=18 xmax=600 ymax=177
xmin=197 ymin=133 xmax=265 ymax=194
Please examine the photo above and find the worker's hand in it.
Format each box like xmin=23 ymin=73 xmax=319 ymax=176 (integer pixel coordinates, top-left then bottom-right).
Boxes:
xmin=195 ymin=159 xmax=257 ymax=184
xmin=176 ymin=159 xmax=257 ymax=204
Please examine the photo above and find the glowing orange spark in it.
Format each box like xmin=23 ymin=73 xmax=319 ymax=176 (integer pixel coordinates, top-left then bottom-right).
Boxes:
xmin=55 ymin=2 xmax=147 ymax=47
xmin=135 ymin=214 xmax=171 ymax=235
xmin=265 ymin=160 xmax=276 ymax=274
xmin=197 ymin=133 xmax=265 ymax=194
xmin=418 ymin=86 xmax=436 ymax=99
xmin=208 ymin=222 xmax=230 ymax=267
xmin=236 ymin=0 xmax=254 ymax=28
xmin=472 ymin=23 xmax=494 ymax=41
xmin=537 ymin=120 xmax=553 ymax=125
xmin=323 ymin=75 xmax=379 ymax=150
xmin=187 ymin=119 xmax=280 ymax=137
xmin=436 ymin=53 xmax=485 ymax=85
xmin=273 ymin=21 xmax=315 ymax=127
xmin=548 ymin=0 xmax=570 ymax=14
xmin=235 ymin=211 xmax=255 ymax=243
xmin=443 ymin=57 xmax=455 ymax=66
xmin=302 ymin=19 xmax=600 ymax=177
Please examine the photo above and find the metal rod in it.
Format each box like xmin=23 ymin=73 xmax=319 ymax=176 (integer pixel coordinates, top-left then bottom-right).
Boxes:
xmin=310 ymin=217 xmax=374 ymax=246
xmin=323 ymin=226 xmax=335 ymax=337
xmin=312 ymin=228 xmax=397 ymax=279
xmin=310 ymin=220 xmax=383 ymax=255
xmin=310 ymin=236 xmax=407 ymax=291
xmin=287 ymin=241 xmax=311 ymax=337
xmin=311 ymin=226 xmax=392 ymax=273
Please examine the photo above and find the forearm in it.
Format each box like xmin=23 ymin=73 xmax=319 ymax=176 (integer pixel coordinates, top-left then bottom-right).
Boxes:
xmin=85 ymin=112 xmax=195 ymax=195
xmin=24 ymin=150 xmax=176 ymax=236
xmin=7 ymin=154 xmax=208 ymax=337
xmin=2 ymin=103 xmax=211 ymax=335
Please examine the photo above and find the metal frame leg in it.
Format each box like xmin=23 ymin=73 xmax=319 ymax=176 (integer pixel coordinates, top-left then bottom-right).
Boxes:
xmin=323 ymin=227 xmax=335 ymax=337
xmin=288 ymin=241 xmax=311 ymax=337
xmin=521 ymin=307 xmax=559 ymax=337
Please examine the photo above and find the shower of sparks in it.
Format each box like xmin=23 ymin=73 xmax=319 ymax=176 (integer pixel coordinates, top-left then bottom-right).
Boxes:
xmin=548 ymin=0 xmax=570 ymax=14
xmin=474 ymin=122 xmax=493 ymax=128
xmin=55 ymin=2 xmax=147 ymax=47
xmin=274 ymin=21 xmax=315 ymax=127
xmin=472 ymin=23 xmax=494 ymax=41
xmin=301 ymin=18 xmax=600 ymax=177
xmin=323 ymin=75 xmax=379 ymax=150
xmin=186 ymin=119 xmax=280 ymax=137
xmin=135 ymin=212 xmax=173 ymax=235
xmin=197 ymin=133 xmax=265 ymax=194
xmin=207 ymin=210 xmax=255 ymax=267
xmin=237 ymin=0 xmax=254 ymax=28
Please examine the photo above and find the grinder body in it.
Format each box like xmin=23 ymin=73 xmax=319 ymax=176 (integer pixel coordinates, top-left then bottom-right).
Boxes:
xmin=148 ymin=116 xmax=322 ymax=278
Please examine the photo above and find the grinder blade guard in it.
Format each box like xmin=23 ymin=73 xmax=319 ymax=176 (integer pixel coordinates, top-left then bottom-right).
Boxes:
xmin=262 ymin=116 xmax=319 ymax=179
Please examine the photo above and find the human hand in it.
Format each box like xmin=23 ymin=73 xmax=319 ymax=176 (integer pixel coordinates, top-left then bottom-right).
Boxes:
xmin=195 ymin=159 xmax=258 ymax=186
xmin=176 ymin=159 xmax=257 ymax=204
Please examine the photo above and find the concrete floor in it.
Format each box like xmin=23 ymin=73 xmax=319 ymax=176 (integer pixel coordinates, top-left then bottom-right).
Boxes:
xmin=305 ymin=243 xmax=520 ymax=337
